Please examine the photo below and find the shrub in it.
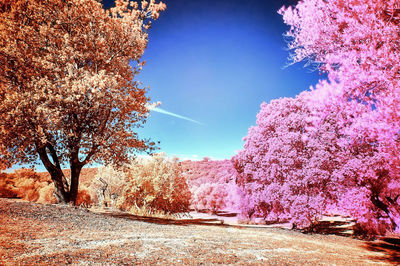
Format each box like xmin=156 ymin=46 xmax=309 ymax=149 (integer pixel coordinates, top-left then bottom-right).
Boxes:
xmin=88 ymin=153 xmax=191 ymax=215
xmin=88 ymin=166 xmax=125 ymax=208
xmin=117 ymin=153 xmax=191 ymax=215
xmin=0 ymin=168 xmax=57 ymax=204
xmin=0 ymin=172 xmax=17 ymax=198
xmin=36 ymin=184 xmax=56 ymax=204
xmin=75 ymin=187 xmax=92 ymax=207
xmin=0 ymin=168 xmax=92 ymax=206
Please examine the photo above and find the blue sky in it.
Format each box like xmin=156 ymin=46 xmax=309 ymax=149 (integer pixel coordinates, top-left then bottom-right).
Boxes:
xmin=12 ymin=0 xmax=322 ymax=172
xmin=113 ymin=0 xmax=322 ymax=160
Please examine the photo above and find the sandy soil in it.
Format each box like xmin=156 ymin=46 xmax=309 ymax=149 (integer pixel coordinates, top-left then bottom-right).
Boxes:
xmin=0 ymin=198 xmax=398 ymax=265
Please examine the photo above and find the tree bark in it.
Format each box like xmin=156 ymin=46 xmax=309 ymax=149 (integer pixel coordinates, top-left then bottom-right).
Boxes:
xmin=52 ymin=170 xmax=70 ymax=203
xmin=371 ymin=194 xmax=399 ymax=230
xmin=37 ymin=144 xmax=70 ymax=203
xmin=69 ymin=160 xmax=82 ymax=205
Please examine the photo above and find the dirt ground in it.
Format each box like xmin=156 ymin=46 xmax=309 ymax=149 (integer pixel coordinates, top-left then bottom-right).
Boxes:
xmin=0 ymin=198 xmax=398 ymax=265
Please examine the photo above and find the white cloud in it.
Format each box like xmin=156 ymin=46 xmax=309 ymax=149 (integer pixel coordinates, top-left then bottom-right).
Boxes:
xmin=146 ymin=104 xmax=205 ymax=126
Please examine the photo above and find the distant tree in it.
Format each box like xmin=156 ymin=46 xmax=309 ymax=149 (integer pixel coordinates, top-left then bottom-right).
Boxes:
xmin=0 ymin=0 xmax=165 ymax=204
xmin=181 ymin=159 xmax=240 ymax=213
xmin=190 ymin=182 xmax=228 ymax=213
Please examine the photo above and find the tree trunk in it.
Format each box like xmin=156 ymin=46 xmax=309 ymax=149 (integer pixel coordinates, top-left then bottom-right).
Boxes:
xmin=51 ymin=170 xmax=70 ymax=203
xmin=371 ymin=194 xmax=399 ymax=230
xmin=37 ymin=141 xmax=88 ymax=205
xmin=37 ymin=145 xmax=70 ymax=203
xmin=69 ymin=161 xmax=82 ymax=205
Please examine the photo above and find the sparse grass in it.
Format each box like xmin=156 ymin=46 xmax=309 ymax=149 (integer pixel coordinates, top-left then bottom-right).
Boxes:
xmin=0 ymin=198 xmax=396 ymax=265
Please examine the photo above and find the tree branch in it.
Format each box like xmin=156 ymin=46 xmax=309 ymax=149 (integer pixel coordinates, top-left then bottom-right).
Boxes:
xmin=80 ymin=107 xmax=112 ymax=166
xmin=46 ymin=143 xmax=62 ymax=170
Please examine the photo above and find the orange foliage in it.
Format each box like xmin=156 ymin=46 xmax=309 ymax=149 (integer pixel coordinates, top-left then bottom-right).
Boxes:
xmin=0 ymin=169 xmax=57 ymax=204
xmin=117 ymin=153 xmax=191 ymax=214
xmin=0 ymin=173 xmax=18 ymax=198
xmin=0 ymin=168 xmax=96 ymax=205
xmin=75 ymin=189 xmax=92 ymax=207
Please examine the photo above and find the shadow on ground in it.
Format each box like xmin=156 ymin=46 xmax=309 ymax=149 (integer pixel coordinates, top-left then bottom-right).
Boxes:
xmin=99 ymin=210 xmax=291 ymax=230
xmin=101 ymin=211 xmax=233 ymax=227
xmin=364 ymin=237 xmax=400 ymax=264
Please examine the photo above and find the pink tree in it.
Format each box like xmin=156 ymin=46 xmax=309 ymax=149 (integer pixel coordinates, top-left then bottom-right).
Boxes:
xmin=278 ymin=0 xmax=400 ymax=235
xmin=279 ymin=0 xmax=400 ymax=105
xmin=280 ymin=0 xmax=400 ymax=177
xmin=233 ymin=90 xmax=399 ymax=235
xmin=279 ymin=0 xmax=400 ymax=177
xmin=232 ymin=93 xmax=345 ymax=228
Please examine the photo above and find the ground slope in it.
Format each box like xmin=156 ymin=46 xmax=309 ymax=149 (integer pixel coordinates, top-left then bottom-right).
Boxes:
xmin=0 ymin=198 xmax=397 ymax=265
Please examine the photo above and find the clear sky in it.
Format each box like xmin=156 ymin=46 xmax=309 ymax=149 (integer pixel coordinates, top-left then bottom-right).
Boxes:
xmin=105 ymin=0 xmax=324 ymax=161
xmin=9 ymin=0 xmax=323 ymax=172
xmin=12 ymin=0 xmax=323 ymax=173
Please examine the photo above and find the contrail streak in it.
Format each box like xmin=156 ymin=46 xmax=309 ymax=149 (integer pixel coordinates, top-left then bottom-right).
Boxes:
xmin=146 ymin=105 xmax=205 ymax=126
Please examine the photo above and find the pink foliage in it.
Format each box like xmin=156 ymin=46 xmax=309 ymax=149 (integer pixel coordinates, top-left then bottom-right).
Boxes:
xmin=233 ymin=90 xmax=400 ymax=235
xmin=279 ymin=0 xmax=400 ymax=181
xmin=232 ymin=94 xmax=345 ymax=228
xmin=280 ymin=0 xmax=400 ymax=172
xmin=279 ymin=0 xmax=400 ymax=103
xmin=278 ymin=0 xmax=400 ymax=236
xmin=181 ymin=159 xmax=240 ymax=213
xmin=334 ymin=134 xmax=400 ymax=236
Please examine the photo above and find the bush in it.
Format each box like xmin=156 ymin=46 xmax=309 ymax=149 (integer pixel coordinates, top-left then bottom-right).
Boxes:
xmin=0 ymin=168 xmax=57 ymax=204
xmin=117 ymin=153 xmax=191 ymax=215
xmin=0 ymin=168 xmax=92 ymax=206
xmin=88 ymin=153 xmax=191 ymax=215
xmin=75 ymin=187 xmax=92 ymax=207
xmin=88 ymin=166 xmax=125 ymax=208
xmin=0 ymin=172 xmax=18 ymax=198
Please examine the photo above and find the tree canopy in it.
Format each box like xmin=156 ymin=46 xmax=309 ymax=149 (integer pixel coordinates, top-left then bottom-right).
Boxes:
xmin=279 ymin=0 xmax=400 ymax=165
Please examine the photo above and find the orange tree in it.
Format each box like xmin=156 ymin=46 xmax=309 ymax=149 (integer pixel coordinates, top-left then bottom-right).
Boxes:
xmin=0 ymin=0 xmax=165 ymax=204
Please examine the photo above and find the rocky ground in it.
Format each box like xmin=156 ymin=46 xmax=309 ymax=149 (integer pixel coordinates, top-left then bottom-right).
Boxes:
xmin=0 ymin=198 xmax=398 ymax=265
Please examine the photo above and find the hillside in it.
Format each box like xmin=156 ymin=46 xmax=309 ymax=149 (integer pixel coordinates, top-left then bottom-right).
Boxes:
xmin=0 ymin=198 xmax=398 ymax=265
